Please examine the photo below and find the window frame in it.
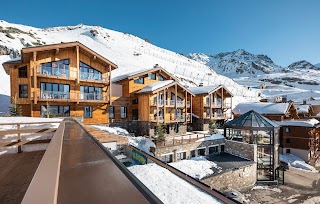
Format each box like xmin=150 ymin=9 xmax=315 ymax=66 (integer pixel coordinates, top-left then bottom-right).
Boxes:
xmin=149 ymin=73 xmax=156 ymax=80
xmin=84 ymin=106 xmax=93 ymax=118
xmin=18 ymin=66 xmax=28 ymax=78
xmin=19 ymin=84 xmax=28 ymax=98
xmin=134 ymin=77 xmax=144 ymax=84
xmin=109 ymin=106 xmax=115 ymax=119
xmin=120 ymin=106 xmax=127 ymax=119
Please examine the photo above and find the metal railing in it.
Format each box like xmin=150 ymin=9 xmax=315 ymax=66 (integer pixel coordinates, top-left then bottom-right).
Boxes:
xmin=150 ymin=100 xmax=164 ymax=106
xmin=40 ymin=91 xmax=71 ymax=100
xmin=38 ymin=68 xmax=77 ymax=79
xmin=150 ymin=115 xmax=164 ymax=122
xmin=203 ymin=112 xmax=232 ymax=119
xmin=37 ymin=91 xmax=109 ymax=102
xmin=80 ymin=92 xmax=106 ymax=101
xmin=204 ymin=102 xmax=222 ymax=108
xmin=80 ymin=71 xmax=109 ymax=83
xmin=171 ymin=115 xmax=185 ymax=122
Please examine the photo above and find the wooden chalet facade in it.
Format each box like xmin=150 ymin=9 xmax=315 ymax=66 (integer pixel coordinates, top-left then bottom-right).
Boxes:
xmin=188 ymin=85 xmax=233 ymax=130
xmin=110 ymin=67 xmax=194 ymax=136
xmin=2 ymin=42 xmax=117 ymax=124
xmin=277 ymin=119 xmax=320 ymax=163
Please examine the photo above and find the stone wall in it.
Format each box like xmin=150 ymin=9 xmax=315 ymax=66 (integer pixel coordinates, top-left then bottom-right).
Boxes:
xmin=201 ymin=163 xmax=257 ymax=191
xmin=225 ymin=140 xmax=257 ymax=161
xmin=155 ymin=139 xmax=225 ymax=162
xmin=191 ymin=118 xmax=209 ymax=131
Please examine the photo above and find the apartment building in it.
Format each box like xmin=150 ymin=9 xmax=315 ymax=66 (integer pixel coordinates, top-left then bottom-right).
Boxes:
xmin=3 ymin=42 xmax=117 ymax=124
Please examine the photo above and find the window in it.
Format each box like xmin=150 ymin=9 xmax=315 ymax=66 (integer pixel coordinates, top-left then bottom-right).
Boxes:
xmin=174 ymin=124 xmax=179 ymax=133
xmin=80 ymin=62 xmax=102 ymax=81
xmin=132 ymin=109 xmax=138 ymax=120
xmin=132 ymin=98 xmax=138 ymax=104
xmin=84 ymin=106 xmax=92 ymax=118
xmin=18 ymin=66 xmax=27 ymax=78
xmin=176 ymin=152 xmax=186 ymax=160
xmin=285 ymin=127 xmax=290 ymax=133
xmin=158 ymin=75 xmax=164 ymax=81
xmin=121 ymin=107 xmax=127 ymax=118
xmin=209 ymin=146 xmax=219 ymax=154
xmin=149 ymin=73 xmax=156 ymax=80
xmin=41 ymin=105 xmax=70 ymax=117
xmin=40 ymin=59 xmax=69 ymax=77
xmin=286 ymin=149 xmax=291 ymax=154
xmin=134 ymin=77 xmax=144 ymax=84
xmin=80 ymin=86 xmax=102 ymax=100
xmin=286 ymin=138 xmax=290 ymax=143
xmin=197 ymin=148 xmax=206 ymax=156
xmin=161 ymin=154 xmax=173 ymax=163
xmin=109 ymin=106 xmax=115 ymax=119
xmin=40 ymin=83 xmax=70 ymax=99
xmin=190 ymin=150 xmax=196 ymax=158
xmin=19 ymin=84 xmax=28 ymax=98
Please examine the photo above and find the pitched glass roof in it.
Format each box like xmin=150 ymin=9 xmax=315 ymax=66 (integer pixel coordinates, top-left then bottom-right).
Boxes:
xmin=225 ymin=110 xmax=280 ymax=128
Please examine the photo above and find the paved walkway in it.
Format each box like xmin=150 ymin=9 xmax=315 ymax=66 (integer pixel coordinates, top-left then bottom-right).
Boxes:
xmin=57 ymin=119 xmax=158 ymax=204
xmin=0 ymin=151 xmax=45 ymax=204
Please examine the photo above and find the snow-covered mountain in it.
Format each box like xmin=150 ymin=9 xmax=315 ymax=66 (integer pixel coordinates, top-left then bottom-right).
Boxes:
xmin=314 ymin=63 xmax=320 ymax=68
xmin=189 ymin=51 xmax=320 ymax=102
xmin=0 ymin=20 xmax=259 ymax=114
xmin=189 ymin=49 xmax=281 ymax=77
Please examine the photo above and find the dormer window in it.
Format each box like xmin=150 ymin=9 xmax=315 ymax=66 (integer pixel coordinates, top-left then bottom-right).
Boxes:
xmin=134 ymin=77 xmax=144 ymax=84
xmin=18 ymin=66 xmax=27 ymax=78
xmin=158 ymin=75 xmax=164 ymax=81
xmin=149 ymin=73 xmax=156 ymax=80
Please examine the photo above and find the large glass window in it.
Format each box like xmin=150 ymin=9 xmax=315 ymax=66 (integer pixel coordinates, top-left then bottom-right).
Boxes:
xmin=18 ymin=66 xmax=27 ymax=78
xmin=19 ymin=84 xmax=28 ymax=98
xmin=80 ymin=86 xmax=102 ymax=100
xmin=41 ymin=105 xmax=70 ymax=117
xmin=40 ymin=82 xmax=70 ymax=99
xmin=149 ymin=73 xmax=156 ymax=80
xmin=40 ymin=59 xmax=69 ymax=77
xmin=121 ymin=107 xmax=127 ymax=118
xmin=134 ymin=77 xmax=144 ymax=84
xmin=158 ymin=75 xmax=164 ymax=81
xmin=80 ymin=62 xmax=102 ymax=81
xmin=84 ymin=106 xmax=92 ymax=118
xmin=109 ymin=106 xmax=115 ymax=119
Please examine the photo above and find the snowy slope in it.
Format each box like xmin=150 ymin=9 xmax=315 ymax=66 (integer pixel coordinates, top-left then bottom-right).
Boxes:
xmin=189 ymin=50 xmax=320 ymax=102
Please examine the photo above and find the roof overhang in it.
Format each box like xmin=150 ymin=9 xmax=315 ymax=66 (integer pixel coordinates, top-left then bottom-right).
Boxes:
xmin=137 ymin=81 xmax=195 ymax=96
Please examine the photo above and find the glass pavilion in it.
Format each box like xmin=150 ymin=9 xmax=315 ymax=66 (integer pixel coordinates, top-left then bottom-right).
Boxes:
xmin=224 ymin=110 xmax=282 ymax=182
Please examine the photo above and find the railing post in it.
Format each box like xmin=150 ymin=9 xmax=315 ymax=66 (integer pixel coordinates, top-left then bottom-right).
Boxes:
xmin=17 ymin=124 xmax=22 ymax=153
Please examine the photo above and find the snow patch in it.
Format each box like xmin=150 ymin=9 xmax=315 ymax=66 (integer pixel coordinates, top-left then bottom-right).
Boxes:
xmin=280 ymin=153 xmax=318 ymax=172
xmin=302 ymin=196 xmax=320 ymax=204
xmin=195 ymin=132 xmax=225 ymax=142
xmin=251 ymin=185 xmax=282 ymax=193
xmin=128 ymin=163 xmax=223 ymax=204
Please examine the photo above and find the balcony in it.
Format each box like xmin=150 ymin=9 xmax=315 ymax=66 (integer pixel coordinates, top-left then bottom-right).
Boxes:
xmin=80 ymin=71 xmax=109 ymax=84
xmin=38 ymin=68 xmax=77 ymax=80
xmin=150 ymin=115 xmax=164 ymax=122
xmin=39 ymin=91 xmax=72 ymax=101
xmin=204 ymin=102 xmax=222 ymax=108
xmin=170 ymin=115 xmax=185 ymax=122
xmin=203 ymin=112 xmax=232 ymax=120
xmin=80 ymin=92 xmax=109 ymax=102
xmin=223 ymin=103 xmax=232 ymax=109
xmin=150 ymin=100 xmax=164 ymax=106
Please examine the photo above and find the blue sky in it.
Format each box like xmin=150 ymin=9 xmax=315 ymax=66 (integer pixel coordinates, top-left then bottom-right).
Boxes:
xmin=1 ymin=0 xmax=319 ymax=66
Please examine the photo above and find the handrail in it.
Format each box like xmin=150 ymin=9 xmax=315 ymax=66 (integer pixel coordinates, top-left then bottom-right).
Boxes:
xmin=21 ymin=122 xmax=65 ymax=204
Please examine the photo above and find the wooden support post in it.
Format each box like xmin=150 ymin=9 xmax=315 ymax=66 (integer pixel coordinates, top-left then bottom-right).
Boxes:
xmin=222 ymin=88 xmax=224 ymax=108
xmin=109 ymin=64 xmax=112 ymax=105
xmin=17 ymin=124 xmax=21 ymax=153
xmin=175 ymin=84 xmax=178 ymax=107
xmin=210 ymin=93 xmax=212 ymax=120
xmin=190 ymin=95 xmax=193 ymax=123
xmin=33 ymin=52 xmax=37 ymax=104
xmin=185 ymin=91 xmax=187 ymax=123
xmin=76 ymin=46 xmax=80 ymax=83
xmin=164 ymin=89 xmax=166 ymax=123
xmin=156 ymin=92 xmax=159 ymax=123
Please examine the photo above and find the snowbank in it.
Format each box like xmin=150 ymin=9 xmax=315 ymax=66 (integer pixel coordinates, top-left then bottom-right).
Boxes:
xmin=252 ymin=185 xmax=282 ymax=193
xmin=128 ymin=163 xmax=223 ymax=204
xmin=280 ymin=153 xmax=318 ymax=173
xmin=196 ymin=132 xmax=225 ymax=142
xmin=169 ymin=158 xmax=221 ymax=179
xmin=91 ymin=125 xmax=129 ymax=135
xmin=276 ymin=119 xmax=320 ymax=127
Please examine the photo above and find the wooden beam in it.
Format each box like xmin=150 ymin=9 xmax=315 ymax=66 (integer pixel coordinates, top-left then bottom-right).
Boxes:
xmin=185 ymin=90 xmax=187 ymax=123
xmin=156 ymin=92 xmax=159 ymax=123
xmin=55 ymin=48 xmax=59 ymax=61
xmin=164 ymin=89 xmax=166 ymax=123
xmin=109 ymin=64 xmax=112 ymax=105
xmin=175 ymin=84 xmax=177 ymax=107
xmin=93 ymin=55 xmax=97 ymax=61
xmin=210 ymin=94 xmax=212 ymax=120
xmin=33 ymin=52 xmax=37 ymax=104
xmin=190 ymin=95 xmax=192 ymax=123
xmin=76 ymin=46 xmax=80 ymax=83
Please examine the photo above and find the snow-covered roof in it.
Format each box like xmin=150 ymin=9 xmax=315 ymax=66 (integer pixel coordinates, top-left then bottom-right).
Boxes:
xmin=296 ymin=105 xmax=310 ymax=114
xmin=306 ymin=100 xmax=320 ymax=106
xmin=233 ymin=102 xmax=291 ymax=115
xmin=137 ymin=80 xmax=175 ymax=93
xmin=195 ymin=132 xmax=225 ymax=142
xmin=112 ymin=67 xmax=155 ymax=82
xmin=276 ymin=119 xmax=320 ymax=127
xmin=188 ymin=85 xmax=220 ymax=95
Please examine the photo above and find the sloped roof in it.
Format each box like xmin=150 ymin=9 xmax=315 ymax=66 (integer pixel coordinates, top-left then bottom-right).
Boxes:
xmin=275 ymin=119 xmax=320 ymax=128
xmin=296 ymin=105 xmax=310 ymax=114
xmin=233 ymin=102 xmax=291 ymax=115
xmin=136 ymin=80 xmax=174 ymax=93
xmin=225 ymin=110 xmax=280 ymax=128
xmin=188 ymin=85 xmax=233 ymax=96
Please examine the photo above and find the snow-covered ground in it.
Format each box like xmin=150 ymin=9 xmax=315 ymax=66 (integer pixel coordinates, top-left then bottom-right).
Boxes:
xmin=280 ymin=153 xmax=318 ymax=173
xmin=169 ymin=157 xmax=222 ymax=179
xmin=91 ymin=125 xmax=156 ymax=155
xmin=0 ymin=117 xmax=62 ymax=130
xmin=251 ymin=185 xmax=282 ymax=193
xmin=128 ymin=163 xmax=223 ymax=204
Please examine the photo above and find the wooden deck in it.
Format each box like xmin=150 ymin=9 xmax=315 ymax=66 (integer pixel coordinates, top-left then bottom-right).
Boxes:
xmin=84 ymin=125 xmax=128 ymax=145
xmin=0 ymin=151 xmax=45 ymax=204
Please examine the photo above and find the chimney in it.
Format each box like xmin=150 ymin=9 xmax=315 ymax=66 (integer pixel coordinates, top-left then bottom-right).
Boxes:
xmin=282 ymin=95 xmax=287 ymax=103
xmin=199 ymin=83 xmax=203 ymax=87
xmin=154 ymin=64 xmax=159 ymax=68
xmin=303 ymin=100 xmax=306 ymax=105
